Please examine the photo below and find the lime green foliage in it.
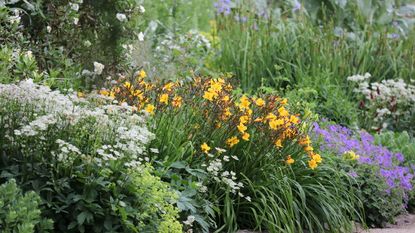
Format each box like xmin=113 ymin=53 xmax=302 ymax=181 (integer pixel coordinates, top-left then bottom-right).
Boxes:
xmin=0 ymin=179 xmax=53 ymax=233
xmin=375 ymin=131 xmax=415 ymax=164
xmin=285 ymin=83 xmax=359 ymax=126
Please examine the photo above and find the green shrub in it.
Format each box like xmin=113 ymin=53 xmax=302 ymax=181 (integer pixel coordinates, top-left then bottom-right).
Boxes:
xmin=0 ymin=0 xmax=145 ymax=89
xmin=0 ymin=80 xmax=182 ymax=233
xmin=0 ymin=179 xmax=53 ymax=233
xmin=285 ymin=82 xmax=359 ymax=126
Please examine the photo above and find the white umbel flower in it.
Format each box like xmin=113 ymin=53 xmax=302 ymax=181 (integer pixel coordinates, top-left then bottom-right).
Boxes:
xmin=116 ymin=13 xmax=127 ymax=22
xmin=93 ymin=62 xmax=105 ymax=75
xmin=138 ymin=32 xmax=145 ymax=41
xmin=138 ymin=5 xmax=145 ymax=13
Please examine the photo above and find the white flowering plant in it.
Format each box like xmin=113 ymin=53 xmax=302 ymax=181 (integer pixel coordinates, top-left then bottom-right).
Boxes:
xmin=0 ymin=0 xmax=146 ymax=89
xmin=348 ymin=73 xmax=415 ymax=133
xmin=0 ymin=80 xmax=182 ymax=232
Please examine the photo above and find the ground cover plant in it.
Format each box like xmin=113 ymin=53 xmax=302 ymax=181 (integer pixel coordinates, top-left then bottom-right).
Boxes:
xmin=1 ymin=0 xmax=415 ymax=232
xmin=0 ymin=179 xmax=53 ymax=233
xmin=313 ymin=122 xmax=413 ymax=227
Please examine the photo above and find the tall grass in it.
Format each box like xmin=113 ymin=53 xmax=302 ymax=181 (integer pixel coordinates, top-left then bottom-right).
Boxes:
xmin=143 ymin=0 xmax=213 ymax=33
xmin=214 ymin=15 xmax=415 ymax=91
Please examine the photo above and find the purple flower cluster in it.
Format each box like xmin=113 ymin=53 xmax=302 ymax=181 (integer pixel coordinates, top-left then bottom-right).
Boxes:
xmin=313 ymin=123 xmax=413 ymax=193
xmin=292 ymin=0 xmax=302 ymax=13
xmin=214 ymin=0 xmax=232 ymax=16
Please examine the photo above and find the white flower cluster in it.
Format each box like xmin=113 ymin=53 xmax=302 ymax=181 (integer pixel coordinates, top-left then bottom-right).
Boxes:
xmin=347 ymin=72 xmax=371 ymax=82
xmin=116 ymin=13 xmax=128 ymax=22
xmin=93 ymin=61 xmax=105 ymax=75
xmin=0 ymin=80 xmax=154 ymax=168
xmin=348 ymin=73 xmax=415 ymax=129
xmin=14 ymin=114 xmax=57 ymax=137
xmin=68 ymin=0 xmax=83 ymax=25
xmin=183 ymin=215 xmax=195 ymax=226
xmin=155 ymin=30 xmax=211 ymax=62
xmin=54 ymin=139 xmax=83 ymax=162
xmin=202 ymin=148 xmax=250 ymax=202
xmin=8 ymin=8 xmax=21 ymax=24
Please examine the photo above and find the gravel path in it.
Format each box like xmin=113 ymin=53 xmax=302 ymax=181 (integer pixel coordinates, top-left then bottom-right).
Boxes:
xmin=237 ymin=214 xmax=415 ymax=233
xmin=358 ymin=214 xmax=415 ymax=233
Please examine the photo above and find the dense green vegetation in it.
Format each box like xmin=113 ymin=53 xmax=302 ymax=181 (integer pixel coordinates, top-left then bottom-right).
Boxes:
xmin=1 ymin=0 xmax=414 ymax=232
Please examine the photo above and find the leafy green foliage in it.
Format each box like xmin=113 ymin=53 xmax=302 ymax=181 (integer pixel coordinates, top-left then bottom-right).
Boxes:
xmin=375 ymin=131 xmax=415 ymax=212
xmin=0 ymin=82 xmax=182 ymax=233
xmin=0 ymin=0 xmax=145 ymax=89
xmin=285 ymin=83 xmax=359 ymax=126
xmin=0 ymin=179 xmax=53 ymax=233
xmin=357 ymin=164 xmax=404 ymax=227
xmin=305 ymin=0 xmax=415 ymax=33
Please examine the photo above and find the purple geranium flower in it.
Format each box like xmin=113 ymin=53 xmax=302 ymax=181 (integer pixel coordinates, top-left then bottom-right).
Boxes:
xmin=312 ymin=122 xmax=414 ymax=195
xmin=214 ymin=0 xmax=232 ymax=16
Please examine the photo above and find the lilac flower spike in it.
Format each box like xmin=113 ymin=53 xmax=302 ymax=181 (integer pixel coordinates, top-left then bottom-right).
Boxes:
xmin=214 ymin=0 xmax=232 ymax=16
xmin=292 ymin=0 xmax=302 ymax=13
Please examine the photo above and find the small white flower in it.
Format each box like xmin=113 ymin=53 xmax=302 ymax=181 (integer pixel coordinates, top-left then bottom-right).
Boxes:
xmin=46 ymin=26 xmax=52 ymax=33
xmin=138 ymin=5 xmax=145 ymax=13
xmin=73 ymin=17 xmax=79 ymax=25
xmin=81 ymin=69 xmax=93 ymax=76
xmin=116 ymin=13 xmax=128 ymax=22
xmin=93 ymin=62 xmax=105 ymax=75
xmin=70 ymin=3 xmax=79 ymax=11
xmin=83 ymin=40 xmax=92 ymax=47
xmin=183 ymin=215 xmax=195 ymax=226
xmin=150 ymin=148 xmax=159 ymax=153
xmin=138 ymin=32 xmax=144 ymax=41
xmin=199 ymin=185 xmax=208 ymax=193
xmin=25 ymin=51 xmax=33 ymax=59
xmin=215 ymin=147 xmax=226 ymax=153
